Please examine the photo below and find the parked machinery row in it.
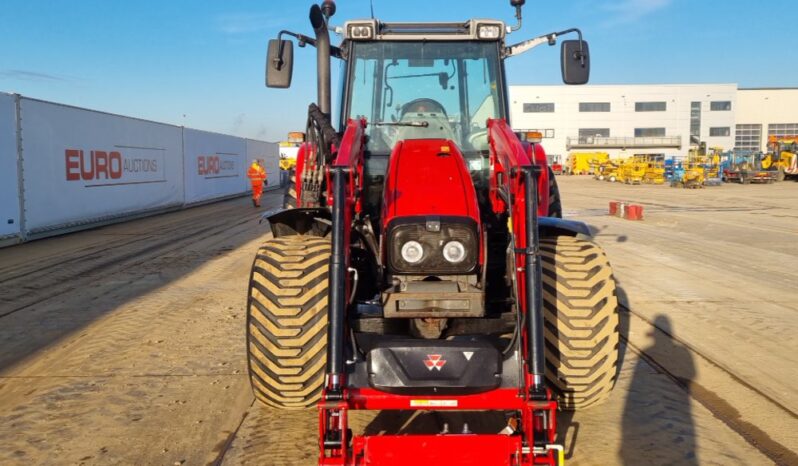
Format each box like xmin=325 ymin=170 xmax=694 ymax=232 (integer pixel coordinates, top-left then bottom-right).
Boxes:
xmin=593 ymin=154 xmax=665 ymax=185
xmin=561 ymin=142 xmax=797 ymax=189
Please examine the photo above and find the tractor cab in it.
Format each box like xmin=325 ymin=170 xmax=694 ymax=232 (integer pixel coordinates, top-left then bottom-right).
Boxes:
xmin=341 ymin=21 xmax=508 ymax=156
xmin=341 ymin=28 xmax=508 ymax=235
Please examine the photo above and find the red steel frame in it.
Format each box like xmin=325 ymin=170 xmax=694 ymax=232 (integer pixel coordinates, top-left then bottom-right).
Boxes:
xmin=312 ymin=117 xmax=561 ymax=466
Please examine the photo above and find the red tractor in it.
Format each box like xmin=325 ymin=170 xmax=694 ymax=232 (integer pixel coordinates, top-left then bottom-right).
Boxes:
xmin=248 ymin=1 xmax=620 ymax=464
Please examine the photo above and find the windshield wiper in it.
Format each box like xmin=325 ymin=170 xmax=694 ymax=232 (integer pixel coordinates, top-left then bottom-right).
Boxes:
xmin=373 ymin=121 xmax=429 ymax=127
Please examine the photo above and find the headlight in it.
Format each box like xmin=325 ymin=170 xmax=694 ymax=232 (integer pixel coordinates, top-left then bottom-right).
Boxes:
xmin=401 ymin=241 xmax=424 ymax=264
xmin=347 ymin=23 xmax=374 ymax=40
xmin=388 ymin=217 xmax=478 ymax=274
xmin=477 ymin=24 xmax=502 ymax=40
xmin=442 ymin=241 xmax=465 ymax=264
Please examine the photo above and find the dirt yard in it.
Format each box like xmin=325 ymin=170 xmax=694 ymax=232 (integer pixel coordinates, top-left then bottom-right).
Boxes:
xmin=1 ymin=178 xmax=796 ymax=465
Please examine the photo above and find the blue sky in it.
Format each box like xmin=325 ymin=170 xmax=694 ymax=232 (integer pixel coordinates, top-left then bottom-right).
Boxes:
xmin=1 ymin=0 xmax=794 ymax=142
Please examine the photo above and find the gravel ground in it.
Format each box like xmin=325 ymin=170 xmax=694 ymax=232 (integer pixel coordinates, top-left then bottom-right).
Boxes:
xmin=2 ymin=178 xmax=795 ymax=465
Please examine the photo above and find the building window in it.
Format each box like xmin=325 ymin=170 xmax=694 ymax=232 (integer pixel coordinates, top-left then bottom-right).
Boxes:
xmin=635 ymin=101 xmax=666 ymax=112
xmin=634 ymin=128 xmax=666 ymax=137
xmin=768 ymin=123 xmax=798 ymax=137
xmin=709 ymin=127 xmax=731 ymax=137
xmin=735 ymin=124 xmax=761 ymax=151
xmin=523 ymin=103 xmax=554 ymax=113
xmin=578 ymin=128 xmax=610 ymax=139
xmin=710 ymin=101 xmax=732 ymax=111
xmin=690 ymin=101 xmax=701 ymax=144
xmin=579 ymin=102 xmax=611 ymax=112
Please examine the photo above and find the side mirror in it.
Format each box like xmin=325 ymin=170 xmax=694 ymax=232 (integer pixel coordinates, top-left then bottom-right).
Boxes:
xmin=561 ymin=40 xmax=590 ymax=85
xmin=266 ymin=39 xmax=293 ymax=88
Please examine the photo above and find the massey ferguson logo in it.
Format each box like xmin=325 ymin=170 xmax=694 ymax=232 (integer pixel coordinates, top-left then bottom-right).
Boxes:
xmin=424 ymin=354 xmax=447 ymax=371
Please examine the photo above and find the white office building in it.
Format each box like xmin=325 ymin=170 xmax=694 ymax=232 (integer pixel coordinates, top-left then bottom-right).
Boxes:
xmin=509 ymin=84 xmax=798 ymax=161
xmin=735 ymin=88 xmax=798 ymax=152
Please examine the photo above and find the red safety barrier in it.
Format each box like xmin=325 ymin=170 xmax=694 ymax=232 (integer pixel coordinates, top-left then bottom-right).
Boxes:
xmin=609 ymin=201 xmax=643 ymax=220
xmin=609 ymin=201 xmax=619 ymax=216
xmin=624 ymin=204 xmax=644 ymax=220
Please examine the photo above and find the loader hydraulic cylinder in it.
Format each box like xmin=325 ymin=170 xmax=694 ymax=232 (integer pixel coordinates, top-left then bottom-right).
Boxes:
xmin=326 ymin=167 xmax=348 ymax=396
xmin=522 ymin=165 xmax=545 ymax=394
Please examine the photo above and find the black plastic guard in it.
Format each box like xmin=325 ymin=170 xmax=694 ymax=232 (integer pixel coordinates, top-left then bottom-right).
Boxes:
xmin=538 ymin=216 xmax=592 ymax=237
xmin=263 ymin=207 xmax=331 ymax=237
xmin=367 ymin=337 xmax=502 ymax=395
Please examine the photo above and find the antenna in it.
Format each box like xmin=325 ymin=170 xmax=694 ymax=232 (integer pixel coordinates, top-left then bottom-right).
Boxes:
xmin=370 ymin=0 xmax=375 ymax=19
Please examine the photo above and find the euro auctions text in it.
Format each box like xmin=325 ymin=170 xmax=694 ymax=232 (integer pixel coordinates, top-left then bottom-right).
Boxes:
xmin=65 ymin=148 xmax=165 ymax=186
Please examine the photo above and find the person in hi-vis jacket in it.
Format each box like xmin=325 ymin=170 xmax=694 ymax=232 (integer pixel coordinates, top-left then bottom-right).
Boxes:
xmin=247 ymin=160 xmax=267 ymax=207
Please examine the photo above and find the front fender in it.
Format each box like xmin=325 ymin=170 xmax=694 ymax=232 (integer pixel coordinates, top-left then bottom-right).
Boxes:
xmin=538 ymin=217 xmax=592 ymax=238
xmin=261 ymin=207 xmax=332 ymax=237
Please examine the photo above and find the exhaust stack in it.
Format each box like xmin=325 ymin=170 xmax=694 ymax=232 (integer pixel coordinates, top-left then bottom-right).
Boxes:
xmin=309 ymin=3 xmax=334 ymax=118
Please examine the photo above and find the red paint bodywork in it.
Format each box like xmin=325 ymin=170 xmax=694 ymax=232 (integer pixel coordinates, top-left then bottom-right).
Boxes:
xmin=319 ymin=389 xmax=558 ymax=466
xmin=294 ymin=142 xmax=308 ymax=206
xmin=382 ymin=139 xmax=480 ymax=230
xmin=352 ymin=435 xmax=523 ymax=466
xmin=314 ymin=118 xmax=560 ymax=466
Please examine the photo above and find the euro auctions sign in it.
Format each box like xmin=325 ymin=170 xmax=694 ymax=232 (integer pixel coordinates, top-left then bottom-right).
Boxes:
xmin=197 ymin=154 xmax=238 ymax=178
xmin=64 ymin=147 xmax=166 ymax=186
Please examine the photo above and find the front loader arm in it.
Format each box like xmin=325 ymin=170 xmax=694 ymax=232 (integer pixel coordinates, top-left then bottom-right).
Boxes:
xmin=487 ymin=118 xmax=548 ymax=399
xmin=323 ymin=116 xmax=366 ymax=394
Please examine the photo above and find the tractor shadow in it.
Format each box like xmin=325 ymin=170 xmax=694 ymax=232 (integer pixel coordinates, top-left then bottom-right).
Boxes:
xmin=618 ymin=314 xmax=698 ymax=465
xmin=555 ymin=283 xmax=631 ymax=461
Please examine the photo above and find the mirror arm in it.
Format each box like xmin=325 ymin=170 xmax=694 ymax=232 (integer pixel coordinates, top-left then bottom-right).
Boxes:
xmin=505 ymin=34 xmax=554 ymax=57
xmin=552 ymin=28 xmax=586 ymax=66
xmin=274 ymin=30 xmax=343 ymax=63
xmin=505 ymin=27 xmax=585 ymax=64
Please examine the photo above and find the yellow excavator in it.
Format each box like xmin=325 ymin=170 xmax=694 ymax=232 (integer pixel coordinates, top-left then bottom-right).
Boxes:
xmin=763 ymin=136 xmax=798 ymax=181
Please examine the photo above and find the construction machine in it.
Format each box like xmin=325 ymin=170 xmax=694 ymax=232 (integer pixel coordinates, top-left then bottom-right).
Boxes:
xmin=279 ymin=132 xmax=305 ymax=189
xmin=640 ymin=154 xmax=666 ymax=185
xmin=671 ymin=159 xmax=705 ymax=188
xmin=617 ymin=157 xmax=646 ymax=184
xmin=703 ymin=147 xmax=723 ymax=186
xmin=764 ymin=135 xmax=798 ymax=181
xmin=249 ymin=2 xmax=619 ymax=464
xmin=594 ymin=159 xmax=617 ymax=181
xmin=567 ymin=151 xmax=608 ymax=175
xmin=279 ymin=132 xmax=305 ymax=171
xmin=723 ymin=151 xmax=777 ymax=184
xmin=671 ymin=147 xmax=711 ymax=188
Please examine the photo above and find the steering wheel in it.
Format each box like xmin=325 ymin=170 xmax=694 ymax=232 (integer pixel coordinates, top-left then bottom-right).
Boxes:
xmin=400 ymin=98 xmax=448 ymax=118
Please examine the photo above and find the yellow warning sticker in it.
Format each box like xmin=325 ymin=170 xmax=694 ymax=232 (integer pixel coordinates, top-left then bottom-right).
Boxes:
xmin=410 ymin=399 xmax=458 ymax=407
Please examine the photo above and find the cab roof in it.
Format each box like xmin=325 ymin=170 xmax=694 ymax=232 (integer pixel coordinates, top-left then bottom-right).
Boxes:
xmin=342 ymin=19 xmax=506 ymax=42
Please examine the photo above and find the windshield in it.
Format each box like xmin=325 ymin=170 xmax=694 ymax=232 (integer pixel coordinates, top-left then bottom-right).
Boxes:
xmin=346 ymin=41 xmax=504 ymax=155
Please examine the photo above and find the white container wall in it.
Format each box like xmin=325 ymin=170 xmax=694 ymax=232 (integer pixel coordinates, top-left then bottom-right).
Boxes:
xmin=0 ymin=92 xmax=279 ymax=246
xmin=182 ymin=129 xmax=248 ymax=204
xmin=246 ymin=139 xmax=280 ymax=189
xmin=20 ymin=98 xmax=185 ymax=234
xmin=0 ymin=93 xmax=21 ymax=240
